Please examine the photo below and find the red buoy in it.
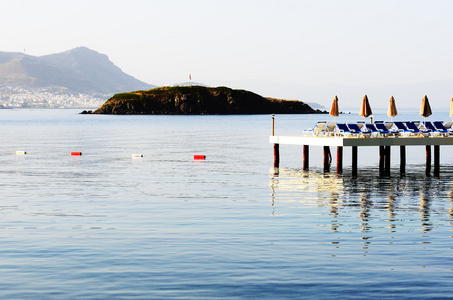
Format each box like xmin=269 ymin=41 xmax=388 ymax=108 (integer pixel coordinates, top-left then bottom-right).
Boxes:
xmin=194 ymin=155 xmax=205 ymax=160
xmin=71 ymin=152 xmax=82 ymax=156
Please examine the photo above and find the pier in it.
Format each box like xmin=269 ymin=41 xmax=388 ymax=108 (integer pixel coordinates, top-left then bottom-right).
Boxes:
xmin=270 ymin=118 xmax=453 ymax=176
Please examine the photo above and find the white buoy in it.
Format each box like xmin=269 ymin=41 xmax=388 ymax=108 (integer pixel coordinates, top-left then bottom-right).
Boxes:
xmin=16 ymin=151 xmax=27 ymax=155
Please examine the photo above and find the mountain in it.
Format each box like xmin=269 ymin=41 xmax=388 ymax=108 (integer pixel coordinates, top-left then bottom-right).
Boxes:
xmin=0 ymin=47 xmax=153 ymax=94
xmin=89 ymin=85 xmax=326 ymax=115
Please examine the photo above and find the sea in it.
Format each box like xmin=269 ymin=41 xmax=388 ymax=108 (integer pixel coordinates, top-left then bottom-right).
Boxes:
xmin=0 ymin=108 xmax=453 ymax=299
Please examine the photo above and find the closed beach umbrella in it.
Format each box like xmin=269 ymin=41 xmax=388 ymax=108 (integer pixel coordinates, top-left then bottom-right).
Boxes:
xmin=359 ymin=94 xmax=372 ymax=121
xmin=387 ymin=96 xmax=398 ymax=121
xmin=420 ymin=95 xmax=432 ymax=124
xmin=450 ymin=97 xmax=453 ymax=121
xmin=330 ymin=95 xmax=339 ymax=121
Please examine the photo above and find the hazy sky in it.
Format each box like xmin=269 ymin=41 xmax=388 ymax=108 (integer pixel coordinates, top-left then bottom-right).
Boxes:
xmin=2 ymin=0 xmax=453 ymax=108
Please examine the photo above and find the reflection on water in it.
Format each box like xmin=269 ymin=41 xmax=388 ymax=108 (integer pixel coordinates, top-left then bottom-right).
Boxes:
xmin=270 ymin=165 xmax=453 ymax=244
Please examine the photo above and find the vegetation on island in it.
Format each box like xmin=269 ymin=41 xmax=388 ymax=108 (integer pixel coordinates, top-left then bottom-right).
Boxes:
xmin=84 ymin=85 xmax=327 ymax=115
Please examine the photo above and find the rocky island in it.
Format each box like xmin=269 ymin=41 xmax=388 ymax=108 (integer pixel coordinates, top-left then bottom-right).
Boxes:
xmin=85 ymin=85 xmax=325 ymax=115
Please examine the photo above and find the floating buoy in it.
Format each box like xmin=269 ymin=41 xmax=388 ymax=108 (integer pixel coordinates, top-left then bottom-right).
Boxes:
xmin=194 ymin=155 xmax=206 ymax=160
xmin=132 ymin=154 xmax=143 ymax=158
xmin=71 ymin=152 xmax=82 ymax=156
xmin=16 ymin=151 xmax=27 ymax=155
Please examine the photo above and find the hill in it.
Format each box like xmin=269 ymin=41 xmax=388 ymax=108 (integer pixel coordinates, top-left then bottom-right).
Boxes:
xmin=0 ymin=47 xmax=153 ymax=94
xmin=89 ymin=85 xmax=325 ymax=115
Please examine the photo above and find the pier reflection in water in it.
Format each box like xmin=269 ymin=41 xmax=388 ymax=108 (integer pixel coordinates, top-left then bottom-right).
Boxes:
xmin=269 ymin=166 xmax=453 ymax=256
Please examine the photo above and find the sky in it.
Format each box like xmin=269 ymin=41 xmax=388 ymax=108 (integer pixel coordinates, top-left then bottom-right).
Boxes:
xmin=2 ymin=0 xmax=453 ymax=109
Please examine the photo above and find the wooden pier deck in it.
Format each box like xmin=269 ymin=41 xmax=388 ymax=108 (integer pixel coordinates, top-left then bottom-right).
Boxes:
xmin=270 ymin=135 xmax=453 ymax=147
xmin=269 ymin=135 xmax=453 ymax=176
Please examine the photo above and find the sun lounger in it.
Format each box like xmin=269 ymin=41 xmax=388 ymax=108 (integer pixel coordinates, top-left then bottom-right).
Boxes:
xmin=335 ymin=123 xmax=354 ymax=137
xmin=346 ymin=123 xmax=363 ymax=133
xmin=375 ymin=123 xmax=398 ymax=136
xmin=404 ymin=121 xmax=430 ymax=136
xmin=348 ymin=123 xmax=372 ymax=137
xmin=335 ymin=123 xmax=370 ymax=137
xmin=433 ymin=121 xmax=452 ymax=135
xmin=305 ymin=121 xmax=326 ymax=136
xmin=365 ymin=123 xmax=379 ymax=132
xmin=323 ymin=122 xmax=337 ymax=136
xmin=393 ymin=121 xmax=428 ymax=136
xmin=393 ymin=121 xmax=411 ymax=136
xmin=424 ymin=121 xmax=449 ymax=136
xmin=365 ymin=123 xmax=383 ymax=137
xmin=366 ymin=123 xmax=396 ymax=137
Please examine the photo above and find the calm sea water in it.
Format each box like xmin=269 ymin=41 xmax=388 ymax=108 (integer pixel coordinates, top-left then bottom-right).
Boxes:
xmin=0 ymin=108 xmax=453 ymax=299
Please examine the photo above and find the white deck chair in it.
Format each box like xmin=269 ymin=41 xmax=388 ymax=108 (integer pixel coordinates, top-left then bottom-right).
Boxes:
xmin=323 ymin=122 xmax=337 ymax=136
xmin=304 ymin=121 xmax=326 ymax=136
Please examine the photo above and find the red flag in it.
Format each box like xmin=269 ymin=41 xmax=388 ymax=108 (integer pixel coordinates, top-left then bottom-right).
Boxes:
xmin=189 ymin=74 xmax=191 ymax=81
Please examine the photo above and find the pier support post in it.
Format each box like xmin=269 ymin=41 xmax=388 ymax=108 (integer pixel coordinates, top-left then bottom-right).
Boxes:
xmin=384 ymin=146 xmax=391 ymax=176
xmin=352 ymin=146 xmax=358 ymax=177
xmin=303 ymin=145 xmax=309 ymax=170
xmin=379 ymin=146 xmax=385 ymax=175
xmin=434 ymin=145 xmax=440 ymax=176
xmin=337 ymin=146 xmax=343 ymax=174
xmin=426 ymin=145 xmax=431 ymax=176
xmin=274 ymin=144 xmax=280 ymax=168
xmin=323 ymin=146 xmax=331 ymax=172
xmin=400 ymin=146 xmax=406 ymax=175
